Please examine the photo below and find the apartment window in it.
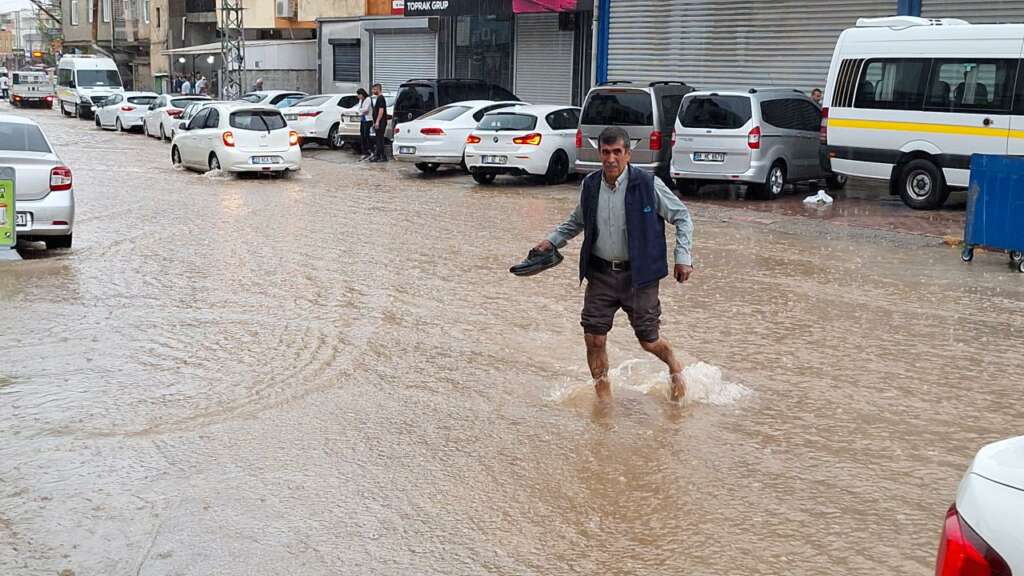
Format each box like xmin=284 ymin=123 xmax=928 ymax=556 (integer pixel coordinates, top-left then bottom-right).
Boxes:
xmin=102 ymin=0 xmax=111 ymax=23
xmin=143 ymin=0 xmax=150 ymax=23
xmin=87 ymin=0 xmax=93 ymax=23
xmin=332 ymin=40 xmax=360 ymax=83
xmin=155 ymin=6 xmax=160 ymax=28
xmin=70 ymin=0 xmax=80 ymax=25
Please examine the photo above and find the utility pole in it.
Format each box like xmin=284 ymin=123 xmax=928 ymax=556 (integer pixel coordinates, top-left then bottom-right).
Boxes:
xmin=219 ymin=0 xmax=244 ymax=100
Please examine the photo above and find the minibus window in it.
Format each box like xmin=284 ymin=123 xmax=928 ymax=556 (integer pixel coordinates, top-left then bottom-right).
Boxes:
xmin=926 ymin=59 xmax=1016 ymax=112
xmin=855 ymin=59 xmax=928 ymax=111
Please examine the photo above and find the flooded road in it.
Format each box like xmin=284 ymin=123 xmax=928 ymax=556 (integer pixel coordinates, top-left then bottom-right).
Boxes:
xmin=2 ymin=103 xmax=1022 ymax=575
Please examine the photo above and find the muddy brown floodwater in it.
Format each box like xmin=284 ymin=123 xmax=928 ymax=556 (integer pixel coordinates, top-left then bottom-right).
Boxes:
xmin=1 ymin=102 xmax=1022 ymax=575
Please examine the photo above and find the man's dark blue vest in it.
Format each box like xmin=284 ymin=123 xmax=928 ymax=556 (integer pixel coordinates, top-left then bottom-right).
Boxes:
xmin=579 ymin=165 xmax=668 ymax=288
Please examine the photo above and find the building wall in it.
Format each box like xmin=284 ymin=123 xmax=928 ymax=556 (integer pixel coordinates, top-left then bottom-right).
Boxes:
xmin=366 ymin=0 xmax=392 ymax=16
xmin=299 ymin=0 xmax=365 ymax=20
xmin=241 ymin=68 xmax=316 ymax=92
xmin=149 ymin=0 xmax=169 ymax=77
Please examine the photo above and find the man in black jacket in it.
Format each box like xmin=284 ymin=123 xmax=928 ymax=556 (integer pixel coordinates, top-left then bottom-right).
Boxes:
xmin=370 ymin=83 xmax=389 ymax=162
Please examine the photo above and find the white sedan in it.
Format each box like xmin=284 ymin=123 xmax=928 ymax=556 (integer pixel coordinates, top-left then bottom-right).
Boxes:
xmin=142 ymin=94 xmax=211 ymax=141
xmin=392 ymin=100 xmax=523 ymax=173
xmin=93 ymin=91 xmax=158 ymax=132
xmin=280 ymin=93 xmax=360 ymax=149
xmin=239 ymin=90 xmax=307 ymax=108
xmin=936 ymin=436 xmax=1024 ymax=575
xmin=465 ymin=104 xmax=580 ymax=185
xmin=170 ymin=103 xmax=301 ymax=174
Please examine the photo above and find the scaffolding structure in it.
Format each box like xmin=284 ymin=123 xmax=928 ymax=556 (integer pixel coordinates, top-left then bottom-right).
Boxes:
xmin=219 ymin=0 xmax=245 ymax=99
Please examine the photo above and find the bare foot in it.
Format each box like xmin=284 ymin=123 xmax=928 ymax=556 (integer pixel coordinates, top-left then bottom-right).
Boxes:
xmin=594 ymin=377 xmax=612 ymax=402
xmin=670 ymin=372 xmax=687 ymax=402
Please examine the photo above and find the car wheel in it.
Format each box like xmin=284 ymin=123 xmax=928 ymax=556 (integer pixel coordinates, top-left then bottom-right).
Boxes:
xmin=544 ymin=150 xmax=570 ymax=185
xmin=44 ymin=234 xmax=72 ymax=250
xmin=208 ymin=153 xmax=221 ymax=172
xmin=116 ymin=118 xmax=124 ymax=132
xmin=751 ymin=163 xmax=786 ymax=200
xmin=898 ymin=158 xmax=949 ymax=210
xmin=473 ymin=172 xmax=496 ymax=185
xmin=827 ymin=173 xmax=848 ymax=190
xmin=328 ymin=124 xmax=341 ymax=150
xmin=171 ymin=146 xmax=182 ymax=166
xmin=415 ymin=162 xmax=439 ymax=173
xmin=160 ymin=124 xmax=167 ymax=141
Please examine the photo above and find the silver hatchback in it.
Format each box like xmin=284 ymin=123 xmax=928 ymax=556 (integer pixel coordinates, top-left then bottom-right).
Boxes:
xmin=671 ymin=89 xmax=845 ymax=199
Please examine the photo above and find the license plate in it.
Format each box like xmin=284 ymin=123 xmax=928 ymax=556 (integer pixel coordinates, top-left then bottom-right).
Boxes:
xmin=482 ymin=155 xmax=508 ymax=165
xmin=694 ymin=152 xmax=726 ymax=162
xmin=398 ymin=146 xmax=416 ymax=155
xmin=251 ymin=156 xmax=280 ymax=165
xmin=15 ymin=212 xmax=30 ymax=228
xmin=285 ymin=114 xmax=298 ymax=121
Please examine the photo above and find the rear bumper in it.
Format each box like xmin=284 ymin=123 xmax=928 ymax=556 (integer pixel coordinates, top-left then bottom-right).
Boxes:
xmin=465 ymin=150 xmax=549 ymax=176
xmin=222 ymin=148 xmax=302 ymax=172
xmin=16 ymin=189 xmax=75 ymax=239
xmin=394 ymin=151 xmax=462 ymax=165
xmin=671 ymin=160 xmax=769 ymax=184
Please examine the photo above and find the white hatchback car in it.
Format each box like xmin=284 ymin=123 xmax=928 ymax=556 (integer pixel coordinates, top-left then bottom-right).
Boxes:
xmin=143 ymin=94 xmax=211 ymax=141
xmin=93 ymin=91 xmax=158 ymax=132
xmin=0 ymin=114 xmax=74 ymax=249
xmin=170 ymin=103 xmax=301 ymax=174
xmin=936 ymin=436 xmax=1024 ymax=575
xmin=281 ymin=93 xmax=360 ymax=149
xmin=392 ymin=100 xmax=523 ymax=173
xmin=465 ymin=105 xmax=580 ymax=185
xmin=239 ymin=90 xmax=308 ymax=108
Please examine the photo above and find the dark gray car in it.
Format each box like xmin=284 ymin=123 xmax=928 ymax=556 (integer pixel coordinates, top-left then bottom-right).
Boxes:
xmin=575 ymin=81 xmax=694 ymax=185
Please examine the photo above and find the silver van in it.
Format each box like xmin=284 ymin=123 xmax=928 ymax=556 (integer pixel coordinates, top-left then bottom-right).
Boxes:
xmin=671 ymin=89 xmax=846 ymax=198
xmin=576 ymin=81 xmax=694 ymax=185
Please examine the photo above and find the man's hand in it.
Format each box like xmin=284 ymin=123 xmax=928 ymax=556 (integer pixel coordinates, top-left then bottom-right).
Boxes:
xmin=534 ymin=240 xmax=554 ymax=252
xmin=673 ymin=264 xmax=693 ymax=283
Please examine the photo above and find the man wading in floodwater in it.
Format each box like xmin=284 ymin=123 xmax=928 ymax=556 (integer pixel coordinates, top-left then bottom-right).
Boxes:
xmin=534 ymin=127 xmax=694 ymax=402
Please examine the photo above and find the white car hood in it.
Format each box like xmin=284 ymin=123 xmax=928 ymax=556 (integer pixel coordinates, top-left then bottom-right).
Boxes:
xmin=970 ymin=436 xmax=1024 ymax=492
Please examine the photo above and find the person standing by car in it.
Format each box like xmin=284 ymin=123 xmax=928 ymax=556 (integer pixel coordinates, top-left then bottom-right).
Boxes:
xmin=356 ymin=88 xmax=373 ymax=161
xmin=811 ymin=88 xmax=823 ymax=105
xmin=370 ymin=83 xmax=389 ymax=163
xmin=196 ymin=76 xmax=208 ymax=96
xmin=0 ymin=74 xmax=9 ymax=100
xmin=180 ymin=76 xmax=192 ymax=96
xmin=533 ymin=126 xmax=694 ymax=403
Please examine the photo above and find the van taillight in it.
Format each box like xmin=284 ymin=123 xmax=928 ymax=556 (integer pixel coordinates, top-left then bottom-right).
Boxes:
xmin=671 ymin=130 xmax=677 ymax=147
xmin=935 ymin=504 xmax=1011 ymax=576
xmin=820 ymin=107 xmax=829 ymax=145
xmin=747 ymin=126 xmax=761 ymax=150
xmin=575 ymin=129 xmax=582 ymax=149
xmin=650 ymin=130 xmax=663 ymax=151
xmin=50 ymin=166 xmax=72 ymax=191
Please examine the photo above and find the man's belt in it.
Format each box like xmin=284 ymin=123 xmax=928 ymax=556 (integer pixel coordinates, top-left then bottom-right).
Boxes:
xmin=590 ymin=257 xmax=631 ymax=272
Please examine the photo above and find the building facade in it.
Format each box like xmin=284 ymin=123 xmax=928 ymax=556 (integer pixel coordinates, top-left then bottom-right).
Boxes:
xmin=61 ymin=0 xmax=152 ymax=89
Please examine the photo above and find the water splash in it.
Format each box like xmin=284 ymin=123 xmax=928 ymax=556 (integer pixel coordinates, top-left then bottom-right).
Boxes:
xmin=547 ymin=359 xmax=749 ymax=406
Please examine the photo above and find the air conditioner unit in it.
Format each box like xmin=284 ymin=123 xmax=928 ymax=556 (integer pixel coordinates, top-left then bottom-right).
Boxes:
xmin=275 ymin=0 xmax=297 ymax=18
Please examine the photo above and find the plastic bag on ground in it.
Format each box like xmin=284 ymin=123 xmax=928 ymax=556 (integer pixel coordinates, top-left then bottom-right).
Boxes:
xmin=803 ymin=189 xmax=834 ymax=205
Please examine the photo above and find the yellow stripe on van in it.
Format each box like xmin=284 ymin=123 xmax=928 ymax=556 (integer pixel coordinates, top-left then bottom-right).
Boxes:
xmin=829 ymin=117 xmax=1024 ymax=139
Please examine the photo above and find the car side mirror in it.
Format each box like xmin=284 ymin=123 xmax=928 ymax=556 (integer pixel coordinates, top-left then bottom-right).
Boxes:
xmin=178 ymin=122 xmax=187 ymax=131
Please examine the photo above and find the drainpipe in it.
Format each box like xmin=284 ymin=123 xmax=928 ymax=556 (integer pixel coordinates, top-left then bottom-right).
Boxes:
xmin=595 ymin=0 xmax=609 ymax=84
xmin=896 ymin=0 xmax=921 ymax=16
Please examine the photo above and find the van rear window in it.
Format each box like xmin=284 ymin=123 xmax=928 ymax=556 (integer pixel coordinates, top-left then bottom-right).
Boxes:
xmin=230 ymin=110 xmax=287 ymax=131
xmin=581 ymin=91 xmax=653 ymax=126
xmin=680 ymin=96 xmax=752 ymax=129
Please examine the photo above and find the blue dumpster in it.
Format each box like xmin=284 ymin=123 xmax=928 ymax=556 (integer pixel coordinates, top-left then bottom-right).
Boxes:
xmin=961 ymin=154 xmax=1024 ymax=272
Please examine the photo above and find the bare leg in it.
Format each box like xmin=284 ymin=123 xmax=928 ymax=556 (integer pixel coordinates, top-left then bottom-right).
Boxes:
xmin=639 ymin=337 xmax=686 ymax=401
xmin=584 ymin=334 xmax=611 ymax=401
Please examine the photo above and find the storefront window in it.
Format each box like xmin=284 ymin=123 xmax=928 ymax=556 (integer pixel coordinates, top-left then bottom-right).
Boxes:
xmin=453 ymin=15 xmax=513 ymax=91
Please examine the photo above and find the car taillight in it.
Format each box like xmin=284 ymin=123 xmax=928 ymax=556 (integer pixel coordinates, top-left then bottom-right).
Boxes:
xmin=167 ymin=108 xmax=183 ymax=118
xmin=575 ymin=128 xmax=582 ymax=149
xmin=747 ymin=126 xmax=762 ymax=150
xmin=513 ymin=133 xmax=542 ymax=146
xmin=121 ymin=105 xmax=135 ymax=112
xmin=289 ymin=130 xmax=299 ymax=146
xmin=420 ymin=127 xmax=445 ymax=136
xmin=671 ymin=130 xmax=677 ymax=147
xmin=935 ymin=504 xmax=1011 ymax=576
xmin=50 ymin=166 xmax=72 ymax=192
xmin=649 ymin=130 xmax=663 ymax=151
xmin=45 ymin=96 xmax=53 ymax=102
xmin=222 ymin=131 xmax=235 ymax=147
xmin=466 ymin=134 xmax=481 ymax=144
xmin=394 ymin=127 xmax=401 ymax=136
xmin=298 ymin=111 xmax=322 ymax=118
xmin=820 ymin=107 xmax=829 ymax=145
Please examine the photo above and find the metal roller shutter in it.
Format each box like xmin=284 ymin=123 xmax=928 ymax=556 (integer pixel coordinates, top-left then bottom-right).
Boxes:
xmin=333 ymin=42 xmax=360 ymax=83
xmin=514 ymin=13 xmax=575 ymax=105
xmin=922 ymin=1 xmax=1024 ymax=24
xmin=372 ymin=32 xmax=437 ymax=94
xmin=608 ymin=0 xmax=895 ymax=92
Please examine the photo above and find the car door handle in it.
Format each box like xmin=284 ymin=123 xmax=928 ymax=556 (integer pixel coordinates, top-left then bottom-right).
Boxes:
xmin=983 ymin=118 xmax=993 ymax=127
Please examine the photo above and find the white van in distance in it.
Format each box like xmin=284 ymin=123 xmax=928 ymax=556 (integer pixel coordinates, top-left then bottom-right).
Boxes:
xmin=56 ymin=55 xmax=124 ymax=120
xmin=822 ymin=17 xmax=1024 ymax=209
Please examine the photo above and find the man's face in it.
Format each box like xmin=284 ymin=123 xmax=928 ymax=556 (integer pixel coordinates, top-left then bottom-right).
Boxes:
xmin=812 ymin=90 xmax=822 ymax=103
xmin=372 ymin=85 xmax=380 ymax=95
xmin=600 ymin=139 xmax=631 ymax=181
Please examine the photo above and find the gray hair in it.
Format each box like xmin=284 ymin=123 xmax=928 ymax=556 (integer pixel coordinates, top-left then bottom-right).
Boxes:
xmin=598 ymin=126 xmax=631 ymax=150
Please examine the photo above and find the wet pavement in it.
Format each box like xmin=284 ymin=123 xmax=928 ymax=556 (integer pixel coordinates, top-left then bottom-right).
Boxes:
xmin=2 ymin=101 xmax=1022 ymax=575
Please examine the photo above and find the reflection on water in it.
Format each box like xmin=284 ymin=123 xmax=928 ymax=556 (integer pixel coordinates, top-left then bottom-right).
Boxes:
xmin=0 ymin=104 xmax=1021 ymax=575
